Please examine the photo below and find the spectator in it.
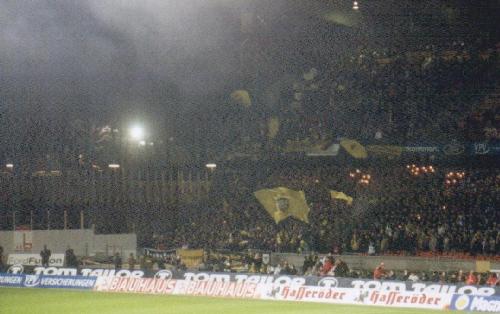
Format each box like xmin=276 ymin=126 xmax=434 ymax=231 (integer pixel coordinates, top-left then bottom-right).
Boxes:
xmin=128 ymin=253 xmax=136 ymax=271
xmin=457 ymin=270 xmax=465 ymax=283
xmin=64 ymin=247 xmax=78 ymax=268
xmin=0 ymin=246 xmax=4 ymax=272
xmin=373 ymin=262 xmax=386 ymax=280
xmin=466 ymin=271 xmax=478 ymax=285
xmin=439 ymin=272 xmax=447 ymax=284
xmin=40 ymin=245 xmax=51 ymax=267
xmin=321 ymin=255 xmax=335 ymax=276
xmin=368 ymin=241 xmax=376 ymax=256
xmin=486 ymin=273 xmax=498 ymax=287
xmin=408 ymin=272 xmax=419 ymax=282
xmin=335 ymin=259 xmax=350 ymax=277
xmin=272 ymin=263 xmax=281 ymax=275
xmin=431 ymin=271 xmax=440 ymax=282
xmin=350 ymin=233 xmax=359 ymax=252
xmin=113 ymin=253 xmax=122 ymax=270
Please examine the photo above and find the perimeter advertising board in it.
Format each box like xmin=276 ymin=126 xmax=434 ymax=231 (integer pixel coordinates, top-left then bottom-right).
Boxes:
xmin=7 ymin=254 xmax=65 ymax=267
xmin=6 ymin=267 xmax=499 ymax=297
xmin=0 ymin=273 xmax=96 ymax=289
xmin=3 ymin=268 xmax=500 ymax=311
xmin=450 ymin=294 xmax=500 ymax=312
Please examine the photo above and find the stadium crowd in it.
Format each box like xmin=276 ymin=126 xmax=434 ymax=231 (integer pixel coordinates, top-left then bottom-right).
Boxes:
xmin=220 ymin=40 xmax=500 ymax=155
xmin=152 ymin=38 xmax=500 ymax=259
xmin=1 ymin=35 xmax=499 ymax=272
xmin=145 ymin=165 xmax=500 ymax=261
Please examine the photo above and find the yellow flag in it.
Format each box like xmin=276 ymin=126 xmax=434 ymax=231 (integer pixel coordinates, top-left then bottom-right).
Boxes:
xmin=222 ymin=199 xmax=230 ymax=211
xmin=323 ymin=11 xmax=360 ymax=27
xmin=340 ymin=139 xmax=367 ymax=159
xmin=254 ymin=187 xmax=310 ymax=224
xmin=330 ymin=190 xmax=353 ymax=205
xmin=267 ymin=117 xmax=280 ymax=139
xmin=230 ymin=90 xmax=252 ymax=108
xmin=176 ymin=249 xmax=204 ymax=268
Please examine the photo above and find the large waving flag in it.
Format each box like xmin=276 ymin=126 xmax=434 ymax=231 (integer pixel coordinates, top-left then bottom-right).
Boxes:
xmin=340 ymin=139 xmax=367 ymax=159
xmin=230 ymin=90 xmax=252 ymax=108
xmin=330 ymin=190 xmax=354 ymax=205
xmin=267 ymin=117 xmax=280 ymax=139
xmin=254 ymin=187 xmax=310 ymax=224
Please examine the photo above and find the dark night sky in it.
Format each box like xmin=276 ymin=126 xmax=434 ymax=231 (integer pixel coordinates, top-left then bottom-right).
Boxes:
xmin=0 ymin=0 xmax=244 ymax=121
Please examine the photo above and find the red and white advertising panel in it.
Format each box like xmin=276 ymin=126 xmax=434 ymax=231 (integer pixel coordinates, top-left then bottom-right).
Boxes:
xmin=94 ymin=276 xmax=176 ymax=295
xmin=173 ymin=280 xmax=262 ymax=299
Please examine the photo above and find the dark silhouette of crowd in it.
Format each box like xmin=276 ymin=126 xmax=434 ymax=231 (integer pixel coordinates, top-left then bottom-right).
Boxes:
xmin=144 ymin=164 xmax=499 ymax=261
xmin=218 ymin=40 xmax=500 ymax=156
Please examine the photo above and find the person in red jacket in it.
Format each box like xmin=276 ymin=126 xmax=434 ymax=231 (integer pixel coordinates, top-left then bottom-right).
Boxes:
xmin=321 ymin=256 xmax=335 ymax=276
xmin=486 ymin=273 xmax=498 ymax=287
xmin=465 ymin=270 xmax=478 ymax=285
xmin=373 ymin=262 xmax=386 ymax=280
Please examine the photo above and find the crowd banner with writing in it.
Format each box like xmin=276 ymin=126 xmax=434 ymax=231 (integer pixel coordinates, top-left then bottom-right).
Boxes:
xmin=469 ymin=142 xmax=500 ymax=156
xmin=402 ymin=141 xmax=500 ymax=157
xmin=441 ymin=142 xmax=466 ymax=156
xmin=403 ymin=146 xmax=440 ymax=154
xmin=365 ymin=145 xmax=403 ymax=157
xmin=143 ymin=248 xmax=177 ymax=259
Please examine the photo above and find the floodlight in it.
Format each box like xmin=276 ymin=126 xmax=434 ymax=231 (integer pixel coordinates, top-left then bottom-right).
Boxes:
xmin=129 ymin=125 xmax=145 ymax=141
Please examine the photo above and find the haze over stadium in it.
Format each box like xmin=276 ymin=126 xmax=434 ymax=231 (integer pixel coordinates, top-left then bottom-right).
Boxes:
xmin=0 ymin=0 xmax=499 ymax=313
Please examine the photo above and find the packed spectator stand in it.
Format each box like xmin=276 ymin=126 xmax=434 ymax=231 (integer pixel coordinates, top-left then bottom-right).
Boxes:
xmin=1 ymin=35 xmax=499 ymax=271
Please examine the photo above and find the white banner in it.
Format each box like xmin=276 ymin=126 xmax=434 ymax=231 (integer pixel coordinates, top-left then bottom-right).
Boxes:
xmin=94 ymin=277 xmax=176 ymax=295
xmin=93 ymin=277 xmax=452 ymax=311
xmin=7 ymin=254 xmax=65 ymax=267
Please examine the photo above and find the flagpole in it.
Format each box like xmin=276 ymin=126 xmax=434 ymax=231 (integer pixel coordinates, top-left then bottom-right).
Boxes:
xmin=30 ymin=210 xmax=33 ymax=230
xmin=80 ymin=210 xmax=84 ymax=229
xmin=12 ymin=211 xmax=16 ymax=231
xmin=64 ymin=210 xmax=68 ymax=230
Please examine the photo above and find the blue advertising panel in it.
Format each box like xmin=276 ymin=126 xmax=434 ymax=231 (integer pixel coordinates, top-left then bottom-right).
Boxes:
xmin=0 ymin=273 xmax=96 ymax=290
xmin=450 ymin=294 xmax=500 ymax=312
xmin=0 ymin=273 xmax=24 ymax=287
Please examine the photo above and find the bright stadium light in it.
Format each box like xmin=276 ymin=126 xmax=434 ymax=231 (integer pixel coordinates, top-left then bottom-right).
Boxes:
xmin=129 ymin=125 xmax=145 ymax=141
xmin=206 ymin=163 xmax=217 ymax=169
xmin=5 ymin=163 xmax=14 ymax=169
xmin=353 ymin=1 xmax=359 ymax=10
xmin=108 ymin=164 xmax=120 ymax=169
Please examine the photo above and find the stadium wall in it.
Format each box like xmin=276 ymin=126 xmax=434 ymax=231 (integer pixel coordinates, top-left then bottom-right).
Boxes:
xmin=0 ymin=229 xmax=136 ymax=258
xmin=272 ymin=253 xmax=500 ymax=272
